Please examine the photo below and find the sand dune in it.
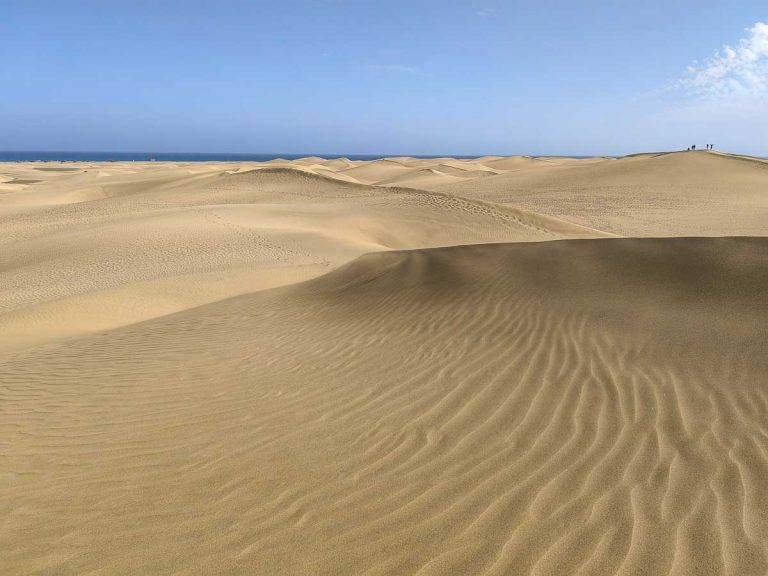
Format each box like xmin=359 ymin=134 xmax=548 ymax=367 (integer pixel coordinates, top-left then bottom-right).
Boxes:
xmin=431 ymin=163 xmax=498 ymax=178
xmin=376 ymin=167 xmax=465 ymax=188
xmin=1 ymin=153 xmax=767 ymax=575
xmin=357 ymin=162 xmax=502 ymax=189
xmin=477 ymin=155 xmax=540 ymax=170
xmin=0 ymin=164 xmax=597 ymax=354
xmin=437 ymin=151 xmax=768 ymax=235
xmin=337 ymin=159 xmax=416 ymax=183
xmin=2 ymin=237 xmax=767 ymax=574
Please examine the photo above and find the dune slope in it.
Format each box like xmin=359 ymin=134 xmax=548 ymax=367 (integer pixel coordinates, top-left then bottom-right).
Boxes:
xmin=0 ymin=166 xmax=598 ymax=354
xmin=436 ymin=151 xmax=768 ymax=236
xmin=2 ymin=237 xmax=767 ymax=575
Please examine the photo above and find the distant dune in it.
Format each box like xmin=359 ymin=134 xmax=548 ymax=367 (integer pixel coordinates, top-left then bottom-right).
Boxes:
xmin=436 ymin=151 xmax=768 ymax=235
xmin=1 ymin=152 xmax=768 ymax=574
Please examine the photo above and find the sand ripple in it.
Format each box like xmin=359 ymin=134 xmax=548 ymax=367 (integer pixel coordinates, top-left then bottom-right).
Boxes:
xmin=1 ymin=237 xmax=766 ymax=575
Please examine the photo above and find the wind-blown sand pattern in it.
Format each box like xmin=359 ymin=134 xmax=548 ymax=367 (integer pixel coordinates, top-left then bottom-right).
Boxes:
xmin=1 ymin=152 xmax=768 ymax=574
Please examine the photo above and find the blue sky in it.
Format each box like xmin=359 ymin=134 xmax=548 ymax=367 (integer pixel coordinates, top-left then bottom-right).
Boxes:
xmin=2 ymin=1 xmax=767 ymax=155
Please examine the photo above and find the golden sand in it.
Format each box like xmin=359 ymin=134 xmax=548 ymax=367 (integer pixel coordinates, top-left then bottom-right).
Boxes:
xmin=1 ymin=152 xmax=768 ymax=574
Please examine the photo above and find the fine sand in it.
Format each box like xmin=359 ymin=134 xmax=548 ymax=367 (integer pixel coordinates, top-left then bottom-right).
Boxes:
xmin=1 ymin=151 xmax=768 ymax=574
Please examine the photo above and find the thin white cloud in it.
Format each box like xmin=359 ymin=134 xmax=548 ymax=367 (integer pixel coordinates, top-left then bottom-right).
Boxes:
xmin=678 ymin=22 xmax=768 ymax=99
xmin=477 ymin=8 xmax=495 ymax=18
xmin=368 ymin=64 xmax=419 ymax=74
xmin=367 ymin=64 xmax=426 ymax=77
xmin=641 ymin=23 xmax=768 ymax=154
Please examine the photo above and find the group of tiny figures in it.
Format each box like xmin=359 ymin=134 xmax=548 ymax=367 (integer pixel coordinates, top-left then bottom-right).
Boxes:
xmin=687 ymin=144 xmax=714 ymax=151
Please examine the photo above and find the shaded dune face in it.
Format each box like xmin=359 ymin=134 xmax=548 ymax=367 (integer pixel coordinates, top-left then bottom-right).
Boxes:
xmin=2 ymin=238 xmax=767 ymax=575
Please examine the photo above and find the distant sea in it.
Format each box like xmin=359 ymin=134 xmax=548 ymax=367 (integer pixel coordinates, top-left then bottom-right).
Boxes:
xmin=0 ymin=151 xmax=484 ymax=163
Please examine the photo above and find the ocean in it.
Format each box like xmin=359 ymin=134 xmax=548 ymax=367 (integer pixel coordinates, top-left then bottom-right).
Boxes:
xmin=0 ymin=151 xmax=483 ymax=163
